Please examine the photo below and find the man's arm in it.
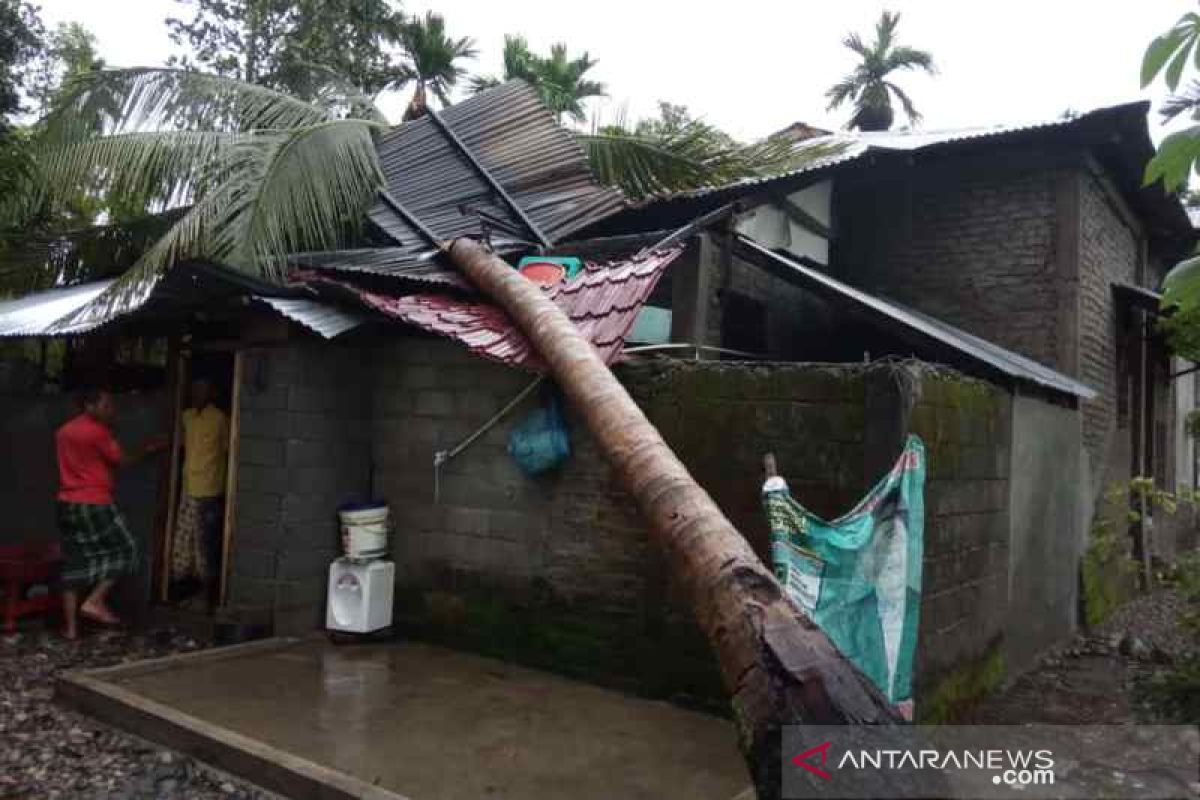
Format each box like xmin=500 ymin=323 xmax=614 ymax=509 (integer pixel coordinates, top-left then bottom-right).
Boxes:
xmin=116 ymin=434 xmax=169 ymax=467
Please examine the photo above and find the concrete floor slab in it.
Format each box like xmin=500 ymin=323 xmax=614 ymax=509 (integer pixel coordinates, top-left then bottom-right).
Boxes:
xmin=60 ymin=638 xmax=751 ymax=800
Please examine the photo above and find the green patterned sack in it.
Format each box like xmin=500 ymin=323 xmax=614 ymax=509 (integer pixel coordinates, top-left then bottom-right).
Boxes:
xmin=762 ymin=435 xmax=925 ymax=706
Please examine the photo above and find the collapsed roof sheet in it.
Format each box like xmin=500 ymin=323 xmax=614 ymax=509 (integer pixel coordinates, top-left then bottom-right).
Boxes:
xmin=367 ymin=81 xmax=626 ymax=252
xmin=312 ymin=247 xmax=682 ymax=370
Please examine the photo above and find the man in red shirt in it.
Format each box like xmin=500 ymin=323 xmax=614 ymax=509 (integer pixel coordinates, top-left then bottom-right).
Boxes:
xmin=56 ymin=388 xmax=165 ymax=639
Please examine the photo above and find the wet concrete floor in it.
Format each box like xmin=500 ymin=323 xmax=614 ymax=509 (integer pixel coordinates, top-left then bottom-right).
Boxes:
xmin=111 ymin=638 xmax=751 ymax=800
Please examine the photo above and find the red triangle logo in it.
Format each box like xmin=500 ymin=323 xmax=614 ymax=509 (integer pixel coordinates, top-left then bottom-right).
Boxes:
xmin=791 ymin=740 xmax=832 ymax=780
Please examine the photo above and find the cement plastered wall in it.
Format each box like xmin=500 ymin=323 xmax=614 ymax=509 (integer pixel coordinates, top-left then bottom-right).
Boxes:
xmin=1005 ymin=393 xmax=1085 ymax=674
xmin=228 ymin=343 xmax=372 ymax=634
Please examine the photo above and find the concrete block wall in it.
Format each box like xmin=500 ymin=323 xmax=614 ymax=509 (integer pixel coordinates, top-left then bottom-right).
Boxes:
xmin=228 ymin=343 xmax=372 ymax=634
xmin=365 ymin=339 xmax=1031 ymax=707
xmin=906 ymin=374 xmax=1013 ymax=682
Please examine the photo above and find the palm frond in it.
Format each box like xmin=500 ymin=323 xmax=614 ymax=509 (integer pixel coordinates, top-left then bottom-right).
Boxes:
xmin=825 ymin=76 xmax=861 ymax=110
xmin=47 ymin=190 xmax=230 ymax=332
xmin=43 ymin=68 xmax=328 ymax=146
xmin=1162 ymin=80 xmax=1200 ymax=122
xmin=842 ymin=32 xmax=872 ymax=59
xmin=37 ymin=130 xmax=242 ymax=214
xmin=884 ymin=81 xmax=921 ymax=124
xmin=211 ymin=119 xmax=385 ymax=276
xmin=467 ymin=74 xmax=502 ymax=95
xmin=884 ymin=46 xmax=935 ymax=74
xmin=875 ymin=10 xmax=901 ymax=55
xmin=583 ymin=116 xmax=803 ymax=200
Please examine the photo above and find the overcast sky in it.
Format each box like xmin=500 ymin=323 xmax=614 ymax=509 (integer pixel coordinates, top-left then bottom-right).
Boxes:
xmin=34 ymin=0 xmax=1194 ymax=142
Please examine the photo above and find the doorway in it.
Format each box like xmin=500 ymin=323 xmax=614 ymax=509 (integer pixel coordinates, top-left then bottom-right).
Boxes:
xmin=156 ymin=346 xmax=241 ymax=612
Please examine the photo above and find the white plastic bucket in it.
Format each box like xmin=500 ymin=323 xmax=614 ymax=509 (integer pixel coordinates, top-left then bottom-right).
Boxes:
xmin=339 ymin=505 xmax=390 ymax=559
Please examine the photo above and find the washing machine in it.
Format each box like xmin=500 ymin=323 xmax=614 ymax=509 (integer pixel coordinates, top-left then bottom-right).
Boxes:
xmin=326 ymin=558 xmax=395 ymax=634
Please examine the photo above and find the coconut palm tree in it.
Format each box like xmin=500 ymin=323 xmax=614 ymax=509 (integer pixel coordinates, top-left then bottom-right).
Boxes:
xmin=825 ymin=10 xmax=935 ymax=131
xmin=394 ymin=11 xmax=476 ymax=121
xmin=20 ymin=67 xmax=389 ymax=317
xmin=443 ymin=237 xmax=901 ymax=797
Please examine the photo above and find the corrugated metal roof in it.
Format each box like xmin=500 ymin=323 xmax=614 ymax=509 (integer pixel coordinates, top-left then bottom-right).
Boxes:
xmin=312 ymin=247 xmax=682 ymax=370
xmin=288 ymin=247 xmax=471 ymax=287
xmin=0 ymin=280 xmax=116 ymax=336
xmin=254 ymin=297 xmax=370 ymax=339
xmin=368 ymin=81 xmax=626 ymax=252
xmin=1112 ymin=282 xmax=1164 ymax=313
xmin=667 ymin=102 xmax=1153 ymax=201
xmin=735 ymin=236 xmax=1097 ymax=399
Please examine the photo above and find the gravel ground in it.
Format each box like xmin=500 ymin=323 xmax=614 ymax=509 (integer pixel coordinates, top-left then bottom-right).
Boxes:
xmin=0 ymin=627 xmax=272 ymax=799
xmin=1096 ymin=587 xmax=1196 ymax=658
xmin=969 ymin=587 xmax=1196 ymax=725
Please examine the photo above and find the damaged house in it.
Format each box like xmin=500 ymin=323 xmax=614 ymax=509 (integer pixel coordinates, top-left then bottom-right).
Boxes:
xmin=0 ymin=83 xmax=1193 ymax=796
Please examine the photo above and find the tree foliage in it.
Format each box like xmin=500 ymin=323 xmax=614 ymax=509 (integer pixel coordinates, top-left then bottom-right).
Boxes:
xmin=1142 ymin=8 xmax=1200 ymax=356
xmin=470 ymin=37 xmax=605 ymax=123
xmin=1143 ymin=9 xmax=1200 ymax=192
xmin=825 ymin=10 xmax=935 ymax=131
xmin=27 ymin=22 xmax=104 ymax=116
xmin=3 ymin=66 xmax=386 ymax=322
xmin=395 ymin=12 xmax=476 ymax=120
xmin=165 ymin=0 xmax=405 ymax=98
xmin=0 ymin=0 xmax=44 ymax=121
xmin=582 ymin=102 xmax=840 ymax=200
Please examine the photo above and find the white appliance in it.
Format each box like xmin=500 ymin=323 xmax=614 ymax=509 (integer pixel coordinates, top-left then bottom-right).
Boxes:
xmin=326 ymin=558 xmax=395 ymax=633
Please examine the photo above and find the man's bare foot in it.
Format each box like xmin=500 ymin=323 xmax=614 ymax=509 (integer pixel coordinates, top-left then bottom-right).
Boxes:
xmin=62 ymin=627 xmax=79 ymax=641
xmin=79 ymin=601 xmax=120 ymax=626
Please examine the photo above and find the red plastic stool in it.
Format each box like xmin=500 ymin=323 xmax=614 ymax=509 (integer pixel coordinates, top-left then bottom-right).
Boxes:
xmin=0 ymin=542 xmax=62 ymax=633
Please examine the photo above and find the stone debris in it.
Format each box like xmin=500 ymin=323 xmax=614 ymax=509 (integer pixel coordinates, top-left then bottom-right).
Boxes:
xmin=0 ymin=627 xmax=270 ymax=799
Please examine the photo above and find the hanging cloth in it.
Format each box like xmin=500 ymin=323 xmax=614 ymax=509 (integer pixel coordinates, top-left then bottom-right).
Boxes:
xmin=761 ymin=435 xmax=926 ymax=706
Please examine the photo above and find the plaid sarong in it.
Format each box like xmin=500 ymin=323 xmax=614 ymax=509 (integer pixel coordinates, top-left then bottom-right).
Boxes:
xmin=171 ymin=494 xmax=223 ymax=581
xmin=56 ymin=501 xmax=140 ymax=588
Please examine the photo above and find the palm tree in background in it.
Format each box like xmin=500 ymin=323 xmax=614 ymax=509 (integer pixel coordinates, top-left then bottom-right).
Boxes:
xmin=395 ymin=12 xmax=476 ymax=121
xmin=468 ymin=37 xmax=604 ymax=123
xmin=466 ymin=35 xmax=538 ymax=94
xmin=825 ymin=10 xmax=935 ymax=131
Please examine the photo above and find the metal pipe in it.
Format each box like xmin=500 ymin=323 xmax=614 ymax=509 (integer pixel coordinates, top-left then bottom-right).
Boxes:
xmin=622 ymin=342 xmax=769 ymax=360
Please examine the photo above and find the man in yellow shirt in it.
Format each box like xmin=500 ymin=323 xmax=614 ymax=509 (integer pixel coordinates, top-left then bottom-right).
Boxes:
xmin=172 ymin=377 xmax=229 ymax=609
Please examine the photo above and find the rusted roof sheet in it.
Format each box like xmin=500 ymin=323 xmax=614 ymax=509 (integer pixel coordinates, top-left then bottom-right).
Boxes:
xmin=313 ymin=247 xmax=682 ymax=370
xmin=368 ymin=81 xmax=626 ymax=252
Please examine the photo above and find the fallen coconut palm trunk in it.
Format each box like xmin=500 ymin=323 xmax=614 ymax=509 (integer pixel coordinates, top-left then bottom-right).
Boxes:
xmin=446 ymin=238 xmax=901 ymax=796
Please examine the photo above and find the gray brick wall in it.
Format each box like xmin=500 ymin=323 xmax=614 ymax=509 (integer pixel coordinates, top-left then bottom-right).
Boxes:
xmin=834 ymin=163 xmax=1066 ymax=368
xmin=833 ymin=155 xmax=1146 ymax=508
xmin=228 ymin=343 xmax=372 ymax=634
xmin=1077 ymin=171 xmax=1137 ymax=478
xmin=365 ymin=338 xmax=1018 ymax=705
